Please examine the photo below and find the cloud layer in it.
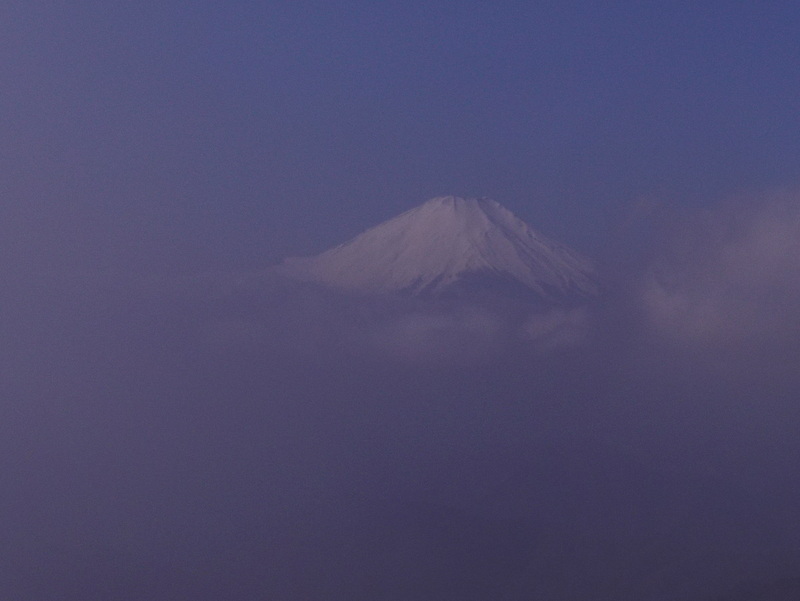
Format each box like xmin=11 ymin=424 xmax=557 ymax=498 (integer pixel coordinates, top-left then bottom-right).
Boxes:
xmin=7 ymin=189 xmax=800 ymax=600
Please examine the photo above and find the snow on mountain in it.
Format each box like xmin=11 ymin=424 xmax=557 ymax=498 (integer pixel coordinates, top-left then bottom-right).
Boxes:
xmin=279 ymin=196 xmax=600 ymax=303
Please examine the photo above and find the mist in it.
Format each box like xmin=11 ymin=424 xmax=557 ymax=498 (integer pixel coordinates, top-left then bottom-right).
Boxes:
xmin=3 ymin=192 xmax=800 ymax=601
xmin=5 ymin=1 xmax=800 ymax=597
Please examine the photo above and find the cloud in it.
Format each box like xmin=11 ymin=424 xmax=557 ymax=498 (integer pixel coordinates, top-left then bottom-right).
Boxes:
xmin=520 ymin=308 xmax=591 ymax=350
xmin=9 ymin=244 xmax=800 ymax=600
xmin=193 ymin=273 xmax=597 ymax=365
xmin=641 ymin=189 xmax=800 ymax=347
xmin=362 ymin=306 xmax=507 ymax=364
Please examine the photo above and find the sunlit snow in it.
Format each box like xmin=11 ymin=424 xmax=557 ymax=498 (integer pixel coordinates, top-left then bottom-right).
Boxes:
xmin=280 ymin=196 xmax=600 ymax=301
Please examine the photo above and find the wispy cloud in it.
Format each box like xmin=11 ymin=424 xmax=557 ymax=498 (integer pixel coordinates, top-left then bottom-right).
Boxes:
xmin=641 ymin=188 xmax=800 ymax=347
xmin=199 ymin=284 xmax=595 ymax=365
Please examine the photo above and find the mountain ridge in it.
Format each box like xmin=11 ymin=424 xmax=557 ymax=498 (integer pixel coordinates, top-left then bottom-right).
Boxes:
xmin=279 ymin=196 xmax=600 ymax=304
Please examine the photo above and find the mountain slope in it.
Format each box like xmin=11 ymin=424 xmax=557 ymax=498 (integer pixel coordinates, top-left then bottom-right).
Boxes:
xmin=280 ymin=196 xmax=600 ymax=303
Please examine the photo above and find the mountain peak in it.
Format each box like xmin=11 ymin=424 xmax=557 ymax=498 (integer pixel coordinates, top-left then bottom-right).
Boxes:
xmin=279 ymin=196 xmax=600 ymax=303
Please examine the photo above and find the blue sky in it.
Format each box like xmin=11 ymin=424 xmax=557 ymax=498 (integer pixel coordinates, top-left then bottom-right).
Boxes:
xmin=3 ymin=1 xmax=800 ymax=271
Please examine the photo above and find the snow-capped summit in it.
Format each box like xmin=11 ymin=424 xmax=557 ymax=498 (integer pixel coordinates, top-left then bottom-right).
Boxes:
xmin=279 ymin=196 xmax=600 ymax=303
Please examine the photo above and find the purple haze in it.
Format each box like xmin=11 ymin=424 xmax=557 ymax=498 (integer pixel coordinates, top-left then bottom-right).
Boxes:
xmin=4 ymin=2 xmax=800 ymax=599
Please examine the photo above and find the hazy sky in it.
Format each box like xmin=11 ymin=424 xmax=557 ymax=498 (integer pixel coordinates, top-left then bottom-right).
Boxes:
xmin=4 ymin=2 xmax=800 ymax=272
xmin=6 ymin=5 xmax=800 ymax=599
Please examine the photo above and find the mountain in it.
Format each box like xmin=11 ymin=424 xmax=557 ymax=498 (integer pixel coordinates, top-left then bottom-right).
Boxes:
xmin=279 ymin=196 xmax=600 ymax=304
